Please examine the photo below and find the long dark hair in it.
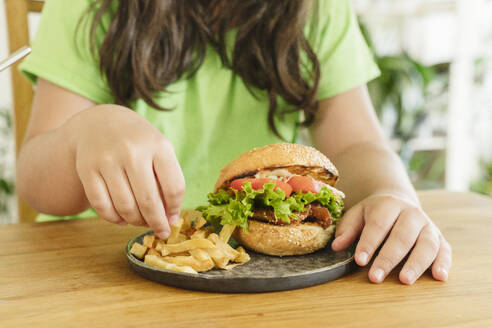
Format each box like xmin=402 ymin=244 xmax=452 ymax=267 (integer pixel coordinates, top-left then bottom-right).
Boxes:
xmin=86 ymin=0 xmax=320 ymax=138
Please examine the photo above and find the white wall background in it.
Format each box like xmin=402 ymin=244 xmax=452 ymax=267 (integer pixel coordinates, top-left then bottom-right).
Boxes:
xmin=355 ymin=0 xmax=492 ymax=189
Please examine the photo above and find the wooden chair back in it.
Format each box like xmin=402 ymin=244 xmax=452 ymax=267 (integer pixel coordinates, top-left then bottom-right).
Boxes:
xmin=5 ymin=0 xmax=45 ymax=222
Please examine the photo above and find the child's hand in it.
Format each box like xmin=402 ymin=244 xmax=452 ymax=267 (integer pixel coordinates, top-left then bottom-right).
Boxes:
xmin=331 ymin=194 xmax=452 ymax=285
xmin=65 ymin=105 xmax=185 ymax=239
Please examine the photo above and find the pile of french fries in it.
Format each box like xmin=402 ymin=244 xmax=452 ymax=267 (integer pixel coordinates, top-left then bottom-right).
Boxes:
xmin=130 ymin=210 xmax=250 ymax=274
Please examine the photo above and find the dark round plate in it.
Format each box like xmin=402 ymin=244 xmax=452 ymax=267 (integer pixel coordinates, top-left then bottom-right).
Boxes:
xmin=126 ymin=231 xmax=355 ymax=293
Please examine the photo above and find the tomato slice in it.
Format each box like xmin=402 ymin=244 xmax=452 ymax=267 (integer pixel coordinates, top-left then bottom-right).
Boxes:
xmin=287 ymin=176 xmax=322 ymax=193
xmin=252 ymin=179 xmax=292 ymax=197
xmin=230 ymin=178 xmax=252 ymax=191
xmin=230 ymin=178 xmax=292 ymax=197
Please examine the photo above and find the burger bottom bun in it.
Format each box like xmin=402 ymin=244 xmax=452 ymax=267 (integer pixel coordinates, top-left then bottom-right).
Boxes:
xmin=234 ymin=220 xmax=335 ymax=256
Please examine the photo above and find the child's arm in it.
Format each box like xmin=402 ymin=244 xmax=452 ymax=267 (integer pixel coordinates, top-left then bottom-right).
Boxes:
xmin=311 ymin=86 xmax=452 ymax=285
xmin=16 ymin=78 xmax=185 ymax=238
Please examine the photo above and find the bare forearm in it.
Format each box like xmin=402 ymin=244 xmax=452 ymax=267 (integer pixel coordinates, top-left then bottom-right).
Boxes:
xmin=16 ymin=125 xmax=89 ymax=215
xmin=330 ymin=141 xmax=418 ymax=209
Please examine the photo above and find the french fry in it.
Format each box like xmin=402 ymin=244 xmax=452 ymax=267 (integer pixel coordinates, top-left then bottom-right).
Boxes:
xmin=207 ymin=233 xmax=219 ymax=243
xmin=224 ymin=263 xmax=242 ymax=270
xmin=205 ymin=247 xmax=229 ymax=269
xmin=181 ymin=210 xmax=193 ymax=231
xmin=219 ymin=224 xmax=236 ymax=243
xmin=167 ymin=217 xmax=184 ymax=244
xmin=130 ymin=242 xmax=148 ymax=259
xmin=144 ymin=254 xmax=197 ymax=274
xmin=190 ymin=229 xmax=209 ymax=240
xmin=182 ymin=210 xmax=206 ymax=228
xmin=176 ymin=233 xmax=188 ymax=243
xmin=208 ymin=233 xmax=239 ymax=259
xmin=155 ymin=239 xmax=166 ymax=253
xmin=163 ymin=255 xmax=214 ymax=272
xmin=159 ymin=239 xmax=215 ymax=256
xmin=147 ymin=248 xmax=162 ymax=257
xmin=219 ymin=243 xmax=240 ymax=260
xmin=172 ymin=251 xmax=190 ymax=257
xmin=142 ymin=234 xmax=155 ymax=248
xmin=189 ymin=248 xmax=212 ymax=262
xmin=233 ymin=246 xmax=250 ymax=264
xmin=193 ymin=216 xmax=207 ymax=230
xmin=204 ymin=234 xmax=236 ymax=269
xmin=135 ymin=211 xmax=250 ymax=273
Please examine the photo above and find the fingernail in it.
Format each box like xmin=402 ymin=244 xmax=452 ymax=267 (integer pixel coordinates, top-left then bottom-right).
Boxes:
xmin=169 ymin=215 xmax=179 ymax=226
xmin=156 ymin=230 xmax=170 ymax=240
xmin=437 ymin=266 xmax=448 ymax=281
xmin=403 ymin=269 xmax=416 ymax=284
xmin=372 ymin=269 xmax=384 ymax=283
xmin=357 ymin=252 xmax=369 ymax=266
xmin=332 ymin=234 xmax=344 ymax=246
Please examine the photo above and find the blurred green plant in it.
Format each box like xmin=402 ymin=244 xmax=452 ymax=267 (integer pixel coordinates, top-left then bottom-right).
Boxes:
xmin=0 ymin=110 xmax=15 ymax=216
xmin=359 ymin=23 xmax=451 ymax=190
xmin=360 ymin=23 xmax=437 ymax=165
xmin=469 ymin=59 xmax=492 ymax=197
xmin=408 ymin=150 xmax=446 ymax=190
xmin=471 ymin=160 xmax=492 ymax=197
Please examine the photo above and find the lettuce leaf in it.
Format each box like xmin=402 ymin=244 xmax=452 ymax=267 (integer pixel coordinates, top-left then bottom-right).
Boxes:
xmin=197 ymin=181 xmax=344 ymax=231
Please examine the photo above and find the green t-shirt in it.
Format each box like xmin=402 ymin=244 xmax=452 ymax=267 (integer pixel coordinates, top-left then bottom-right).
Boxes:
xmin=20 ymin=0 xmax=379 ymax=221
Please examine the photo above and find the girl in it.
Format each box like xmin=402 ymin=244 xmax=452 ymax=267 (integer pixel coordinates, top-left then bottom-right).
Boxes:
xmin=18 ymin=0 xmax=451 ymax=284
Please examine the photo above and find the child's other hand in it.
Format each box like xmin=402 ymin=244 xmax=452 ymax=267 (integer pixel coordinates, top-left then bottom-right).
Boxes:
xmin=65 ymin=105 xmax=185 ymax=239
xmin=331 ymin=194 xmax=452 ymax=285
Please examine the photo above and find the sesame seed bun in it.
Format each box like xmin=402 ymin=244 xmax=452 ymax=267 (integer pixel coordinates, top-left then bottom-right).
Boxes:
xmin=234 ymin=220 xmax=335 ymax=256
xmin=214 ymin=143 xmax=339 ymax=192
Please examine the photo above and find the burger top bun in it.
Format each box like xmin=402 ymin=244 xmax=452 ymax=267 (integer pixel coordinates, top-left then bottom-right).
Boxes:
xmin=214 ymin=143 xmax=339 ymax=192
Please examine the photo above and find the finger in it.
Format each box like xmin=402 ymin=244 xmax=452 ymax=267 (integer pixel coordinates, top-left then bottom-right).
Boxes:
xmin=78 ymin=169 xmax=124 ymax=225
xmin=431 ymin=235 xmax=452 ymax=282
xmin=125 ymin=161 xmax=171 ymax=239
xmin=153 ymin=145 xmax=185 ymax=226
xmin=101 ymin=166 xmax=146 ymax=226
xmin=368 ymin=208 xmax=427 ymax=283
xmin=399 ymin=224 xmax=440 ymax=285
xmin=331 ymin=203 xmax=364 ymax=251
xmin=354 ymin=203 xmax=401 ymax=266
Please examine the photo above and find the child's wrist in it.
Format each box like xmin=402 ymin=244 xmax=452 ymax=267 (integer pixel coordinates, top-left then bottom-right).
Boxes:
xmin=366 ymin=190 xmax=420 ymax=209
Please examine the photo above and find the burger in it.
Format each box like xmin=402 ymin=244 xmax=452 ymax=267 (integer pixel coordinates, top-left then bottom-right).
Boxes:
xmin=198 ymin=143 xmax=345 ymax=256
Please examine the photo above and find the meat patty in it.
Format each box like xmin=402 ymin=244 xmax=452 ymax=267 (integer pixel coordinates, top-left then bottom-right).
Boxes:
xmin=252 ymin=204 xmax=333 ymax=229
xmin=252 ymin=208 xmax=309 ymax=225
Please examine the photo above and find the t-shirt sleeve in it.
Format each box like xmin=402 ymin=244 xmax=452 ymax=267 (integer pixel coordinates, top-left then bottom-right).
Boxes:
xmin=310 ymin=0 xmax=380 ymax=100
xmin=19 ymin=0 xmax=114 ymax=104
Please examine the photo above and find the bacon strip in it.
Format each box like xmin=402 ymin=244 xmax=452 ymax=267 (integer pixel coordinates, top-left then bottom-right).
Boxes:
xmin=309 ymin=205 xmax=333 ymax=229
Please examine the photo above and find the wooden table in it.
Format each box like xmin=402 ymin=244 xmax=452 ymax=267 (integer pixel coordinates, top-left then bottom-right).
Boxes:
xmin=1 ymin=190 xmax=491 ymax=327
